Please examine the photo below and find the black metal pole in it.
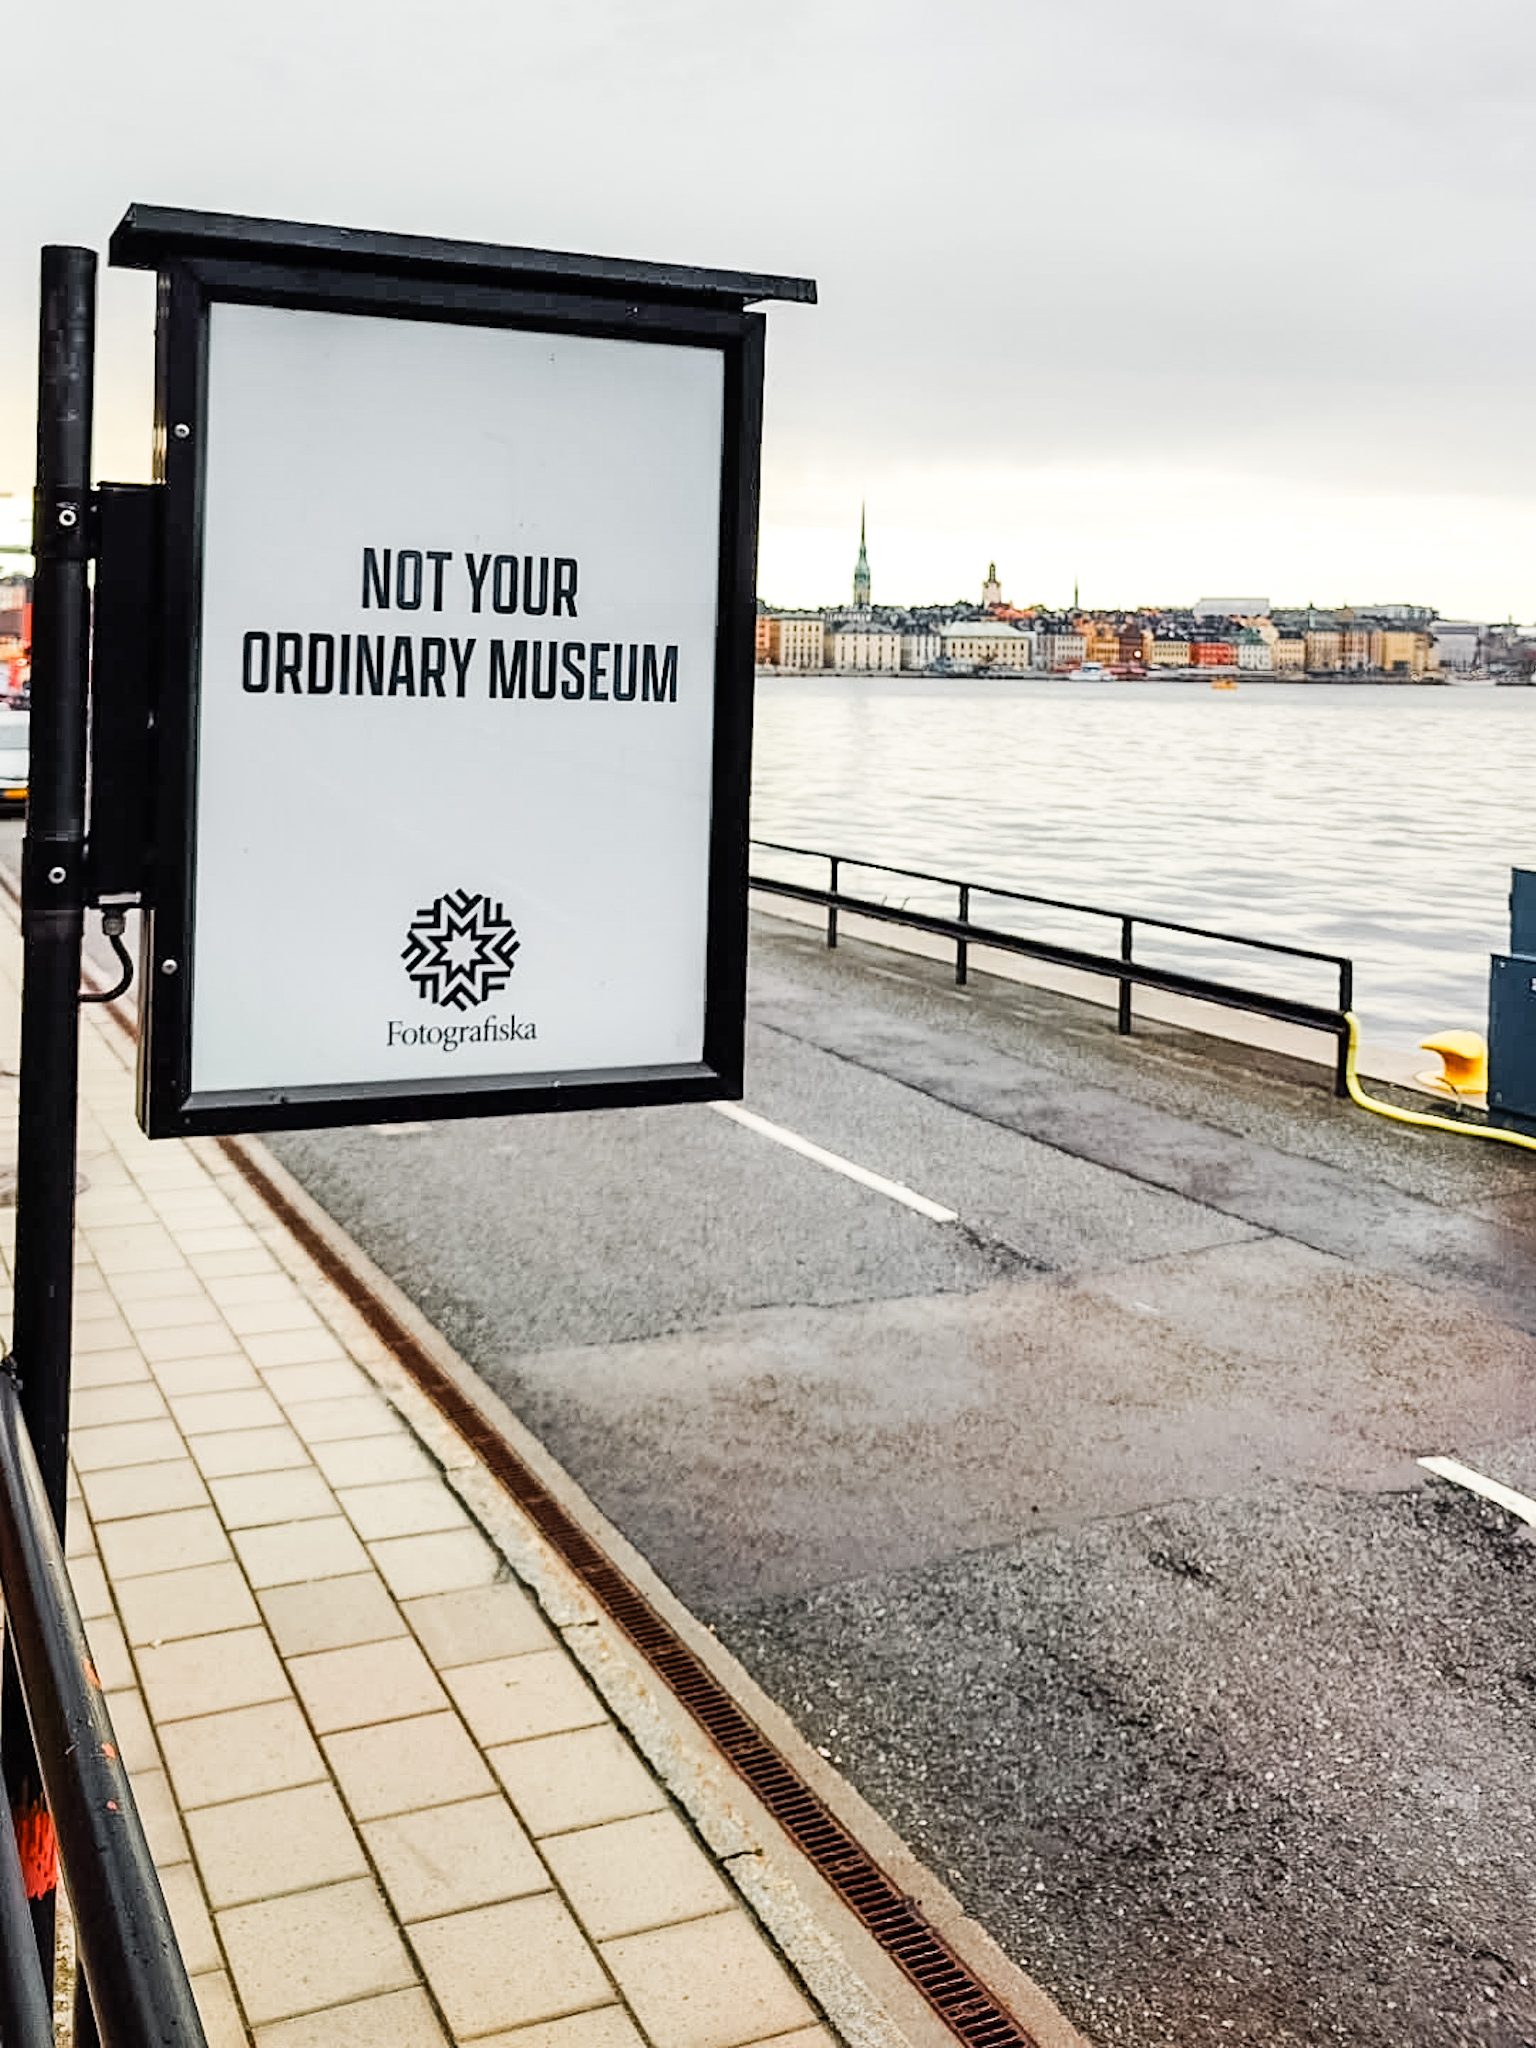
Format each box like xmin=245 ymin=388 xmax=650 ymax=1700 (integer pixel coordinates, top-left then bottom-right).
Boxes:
xmin=1 ymin=242 xmax=96 ymax=1987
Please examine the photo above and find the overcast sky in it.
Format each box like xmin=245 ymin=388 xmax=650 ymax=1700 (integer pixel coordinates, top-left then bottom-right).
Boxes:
xmin=6 ymin=0 xmax=1535 ymax=616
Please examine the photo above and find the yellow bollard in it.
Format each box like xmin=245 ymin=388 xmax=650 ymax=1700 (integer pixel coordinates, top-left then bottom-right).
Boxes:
xmin=1417 ymin=1031 xmax=1489 ymax=1097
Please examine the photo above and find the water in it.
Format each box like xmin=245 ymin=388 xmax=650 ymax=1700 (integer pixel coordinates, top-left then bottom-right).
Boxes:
xmin=750 ymin=675 xmax=1536 ymax=1054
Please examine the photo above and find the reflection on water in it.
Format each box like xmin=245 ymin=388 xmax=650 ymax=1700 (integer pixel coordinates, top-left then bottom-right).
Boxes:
xmin=750 ymin=675 xmax=1536 ymax=1053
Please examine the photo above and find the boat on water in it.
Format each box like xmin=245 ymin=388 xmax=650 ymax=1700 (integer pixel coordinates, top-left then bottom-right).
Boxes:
xmin=1210 ymin=675 xmax=1238 ymax=691
xmin=1067 ymin=661 xmax=1111 ymax=680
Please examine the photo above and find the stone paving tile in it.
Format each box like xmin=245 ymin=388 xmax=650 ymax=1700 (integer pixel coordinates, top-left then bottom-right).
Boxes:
xmin=189 ymin=1424 xmax=311 ymax=1478
xmin=171 ymin=1387 xmax=287 ymax=1436
xmin=311 ymin=1434 xmax=437 ymax=1488
xmin=115 ymin=1561 xmax=261 ymax=1646
xmin=160 ymin=1699 xmax=327 ymax=1809
xmin=490 ymin=1728 xmax=669 ymax=1838
xmin=443 ymin=1651 xmax=606 ymax=1748
xmin=190 ymin=1969 xmax=249 ymax=2048
xmin=474 ymin=2010 xmax=649 ymax=2048
xmin=96 ymin=1505 xmax=231 ymax=1580
xmin=371 ymin=1528 xmax=500 ymax=1600
xmin=362 ymin=1793 xmax=548 ymax=1922
xmin=261 ymin=1359 xmax=374 ymax=1406
xmin=543 ymin=1812 xmax=733 ymax=1942
xmin=153 ymin=1353 xmax=263 ymax=1396
xmin=402 ymin=1582 xmax=555 ymax=1668
xmin=233 ymin=1514 xmax=372 ymax=1588
xmin=84 ymin=1612 xmax=135 ymax=1690
xmin=137 ymin=1625 xmax=289 ymax=1723
xmin=71 ymin=1383 xmax=166 ymax=1429
xmin=104 ymin=1689 xmax=159 ymax=1773
xmin=288 ymin=1636 xmax=447 ymax=1733
xmin=244 ymin=1327 xmax=350 ymax=1370
xmin=67 ymin=1551 xmax=112 ymax=1619
xmin=600 ymin=1912 xmax=815 ymax=2048
xmin=258 ymin=1572 xmax=410 ymax=1657
xmin=187 ymin=1780 xmax=368 ymax=1908
xmin=159 ymin=1859 xmax=222 ymax=1977
xmin=324 ymin=1710 xmax=495 ymax=1821
xmin=138 ymin=1323 xmax=247 ymax=1365
xmin=336 ymin=1478 xmax=472 ymax=1541
xmin=409 ymin=1891 xmax=613 ymax=2041
xmin=288 ymin=1395 xmax=406 ymax=1445
xmin=80 ymin=1457 xmax=210 ymax=1521
xmin=218 ymin=1877 xmax=417 ymax=2026
xmin=252 ymin=1985 xmax=449 ymax=2048
xmin=72 ymin=1347 xmax=154 ymax=1389
xmin=71 ymin=1417 xmax=185 ymax=1470
xmin=131 ymin=1765 xmax=192 ymax=1866
xmin=210 ymin=1466 xmax=337 ymax=1529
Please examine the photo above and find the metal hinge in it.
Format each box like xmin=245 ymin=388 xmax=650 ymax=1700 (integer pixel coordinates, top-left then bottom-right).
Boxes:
xmin=32 ymin=485 xmax=97 ymax=562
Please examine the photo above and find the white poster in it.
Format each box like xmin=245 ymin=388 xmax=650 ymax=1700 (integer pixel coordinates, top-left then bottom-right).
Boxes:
xmin=190 ymin=303 xmax=724 ymax=1096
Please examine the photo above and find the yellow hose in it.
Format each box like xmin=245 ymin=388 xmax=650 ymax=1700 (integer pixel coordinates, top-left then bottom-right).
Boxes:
xmin=1342 ymin=1012 xmax=1536 ymax=1153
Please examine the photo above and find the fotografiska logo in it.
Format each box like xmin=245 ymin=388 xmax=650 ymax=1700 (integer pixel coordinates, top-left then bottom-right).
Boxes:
xmin=401 ymin=889 xmax=521 ymax=1011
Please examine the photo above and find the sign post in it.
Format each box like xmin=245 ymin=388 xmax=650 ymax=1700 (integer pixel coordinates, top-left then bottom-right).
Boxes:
xmin=1 ymin=205 xmax=811 ymax=2033
xmin=107 ymin=207 xmax=814 ymax=1137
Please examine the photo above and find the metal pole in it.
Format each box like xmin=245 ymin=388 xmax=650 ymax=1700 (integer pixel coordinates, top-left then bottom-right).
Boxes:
xmin=956 ymin=884 xmax=969 ymax=987
xmin=1118 ymin=917 xmax=1134 ymax=1035
xmin=2 ymin=242 xmax=96 ymax=1987
xmin=827 ymin=856 xmax=839 ymax=950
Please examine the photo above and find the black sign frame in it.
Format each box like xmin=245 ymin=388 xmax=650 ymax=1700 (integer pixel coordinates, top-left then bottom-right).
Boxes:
xmin=110 ymin=208 xmax=812 ymax=1139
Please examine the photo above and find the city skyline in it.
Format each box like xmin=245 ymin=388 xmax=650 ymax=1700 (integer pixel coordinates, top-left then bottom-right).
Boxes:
xmin=5 ymin=1 xmax=1536 ymax=619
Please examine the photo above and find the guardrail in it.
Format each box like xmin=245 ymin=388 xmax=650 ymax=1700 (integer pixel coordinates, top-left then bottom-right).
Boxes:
xmin=0 ymin=1358 xmax=207 ymax=2047
xmin=749 ymin=839 xmax=1355 ymax=1096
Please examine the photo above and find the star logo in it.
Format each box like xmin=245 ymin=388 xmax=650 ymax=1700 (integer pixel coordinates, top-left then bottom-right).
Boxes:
xmin=402 ymin=890 xmax=521 ymax=1011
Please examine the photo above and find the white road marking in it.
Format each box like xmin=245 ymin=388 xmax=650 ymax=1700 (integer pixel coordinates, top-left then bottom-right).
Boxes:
xmin=1417 ymin=1455 xmax=1536 ymax=1529
xmin=708 ymin=1102 xmax=958 ymax=1224
xmin=368 ymin=1122 xmax=433 ymax=1136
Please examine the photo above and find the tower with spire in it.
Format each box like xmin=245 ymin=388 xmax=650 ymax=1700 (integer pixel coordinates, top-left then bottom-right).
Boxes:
xmin=852 ymin=505 xmax=871 ymax=609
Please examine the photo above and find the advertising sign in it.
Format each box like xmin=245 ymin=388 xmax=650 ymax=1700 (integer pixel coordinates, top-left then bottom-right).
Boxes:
xmin=110 ymin=208 xmax=812 ymax=1136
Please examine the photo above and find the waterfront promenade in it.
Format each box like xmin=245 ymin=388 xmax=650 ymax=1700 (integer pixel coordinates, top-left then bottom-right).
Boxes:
xmin=5 ymin=893 xmax=1038 ymax=2048
xmin=9 ymin=821 xmax=1536 ymax=2048
xmin=265 ymin=909 xmax=1536 ymax=2048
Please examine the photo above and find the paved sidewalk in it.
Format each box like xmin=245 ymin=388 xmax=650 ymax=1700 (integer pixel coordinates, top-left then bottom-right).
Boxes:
xmin=1 ymin=923 xmax=835 ymax=2048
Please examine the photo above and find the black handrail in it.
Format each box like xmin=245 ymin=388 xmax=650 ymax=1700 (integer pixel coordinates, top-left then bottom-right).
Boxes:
xmin=749 ymin=839 xmax=1354 ymax=1096
xmin=0 ymin=1365 xmax=207 ymax=2047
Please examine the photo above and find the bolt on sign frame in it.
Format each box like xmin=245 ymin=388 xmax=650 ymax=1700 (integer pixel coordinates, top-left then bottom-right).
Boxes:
xmin=108 ymin=206 xmax=815 ymax=1138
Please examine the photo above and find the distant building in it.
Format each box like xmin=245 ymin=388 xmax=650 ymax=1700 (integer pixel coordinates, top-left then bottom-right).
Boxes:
xmin=1340 ymin=625 xmax=1373 ymax=672
xmin=1237 ymin=629 xmax=1272 ymax=672
xmin=852 ymin=507 xmax=872 ymax=609
xmin=1194 ymin=596 xmax=1269 ymax=619
xmin=901 ymin=628 xmax=942 ymax=670
xmin=1118 ymin=624 xmax=1150 ymax=669
xmin=1083 ymin=619 xmax=1120 ymax=666
xmin=762 ymin=613 xmax=827 ymax=671
xmin=1378 ymin=628 xmax=1430 ymax=678
xmin=1148 ymin=636 xmax=1191 ymax=668
xmin=1273 ymin=634 xmax=1307 ymax=673
xmin=754 ymin=612 xmax=773 ymax=665
xmin=982 ymin=562 xmax=1003 ymax=608
xmin=940 ymin=621 xmax=1036 ymax=670
xmin=1304 ymin=628 xmax=1342 ymax=672
xmin=1432 ymin=621 xmax=1482 ymax=672
xmin=1039 ymin=627 xmax=1086 ymax=671
xmin=831 ymin=621 xmax=902 ymax=673
xmin=1191 ymin=639 xmax=1236 ymax=669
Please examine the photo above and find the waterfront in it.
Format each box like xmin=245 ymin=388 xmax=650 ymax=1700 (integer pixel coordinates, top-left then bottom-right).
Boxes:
xmin=752 ymin=675 xmax=1534 ymax=1056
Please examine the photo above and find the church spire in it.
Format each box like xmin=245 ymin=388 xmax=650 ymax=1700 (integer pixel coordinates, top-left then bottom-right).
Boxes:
xmin=853 ymin=503 xmax=871 ymax=608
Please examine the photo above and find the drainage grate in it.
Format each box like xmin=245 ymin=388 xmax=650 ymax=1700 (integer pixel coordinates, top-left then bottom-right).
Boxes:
xmin=217 ymin=1138 xmax=1046 ymax=2048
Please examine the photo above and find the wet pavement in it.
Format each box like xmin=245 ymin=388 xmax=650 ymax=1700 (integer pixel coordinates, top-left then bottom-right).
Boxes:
xmin=40 ymin=834 xmax=1536 ymax=2048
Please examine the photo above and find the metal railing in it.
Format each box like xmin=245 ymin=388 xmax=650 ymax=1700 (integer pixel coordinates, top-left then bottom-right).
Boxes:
xmin=749 ymin=839 xmax=1355 ymax=1096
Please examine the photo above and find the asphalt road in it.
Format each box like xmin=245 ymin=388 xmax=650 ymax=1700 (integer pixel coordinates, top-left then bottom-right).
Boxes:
xmin=35 ymin=833 xmax=1536 ymax=2047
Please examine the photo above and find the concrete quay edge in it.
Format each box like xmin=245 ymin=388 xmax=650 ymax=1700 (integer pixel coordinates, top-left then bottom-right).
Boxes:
xmin=209 ymin=1129 xmax=1094 ymax=2048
